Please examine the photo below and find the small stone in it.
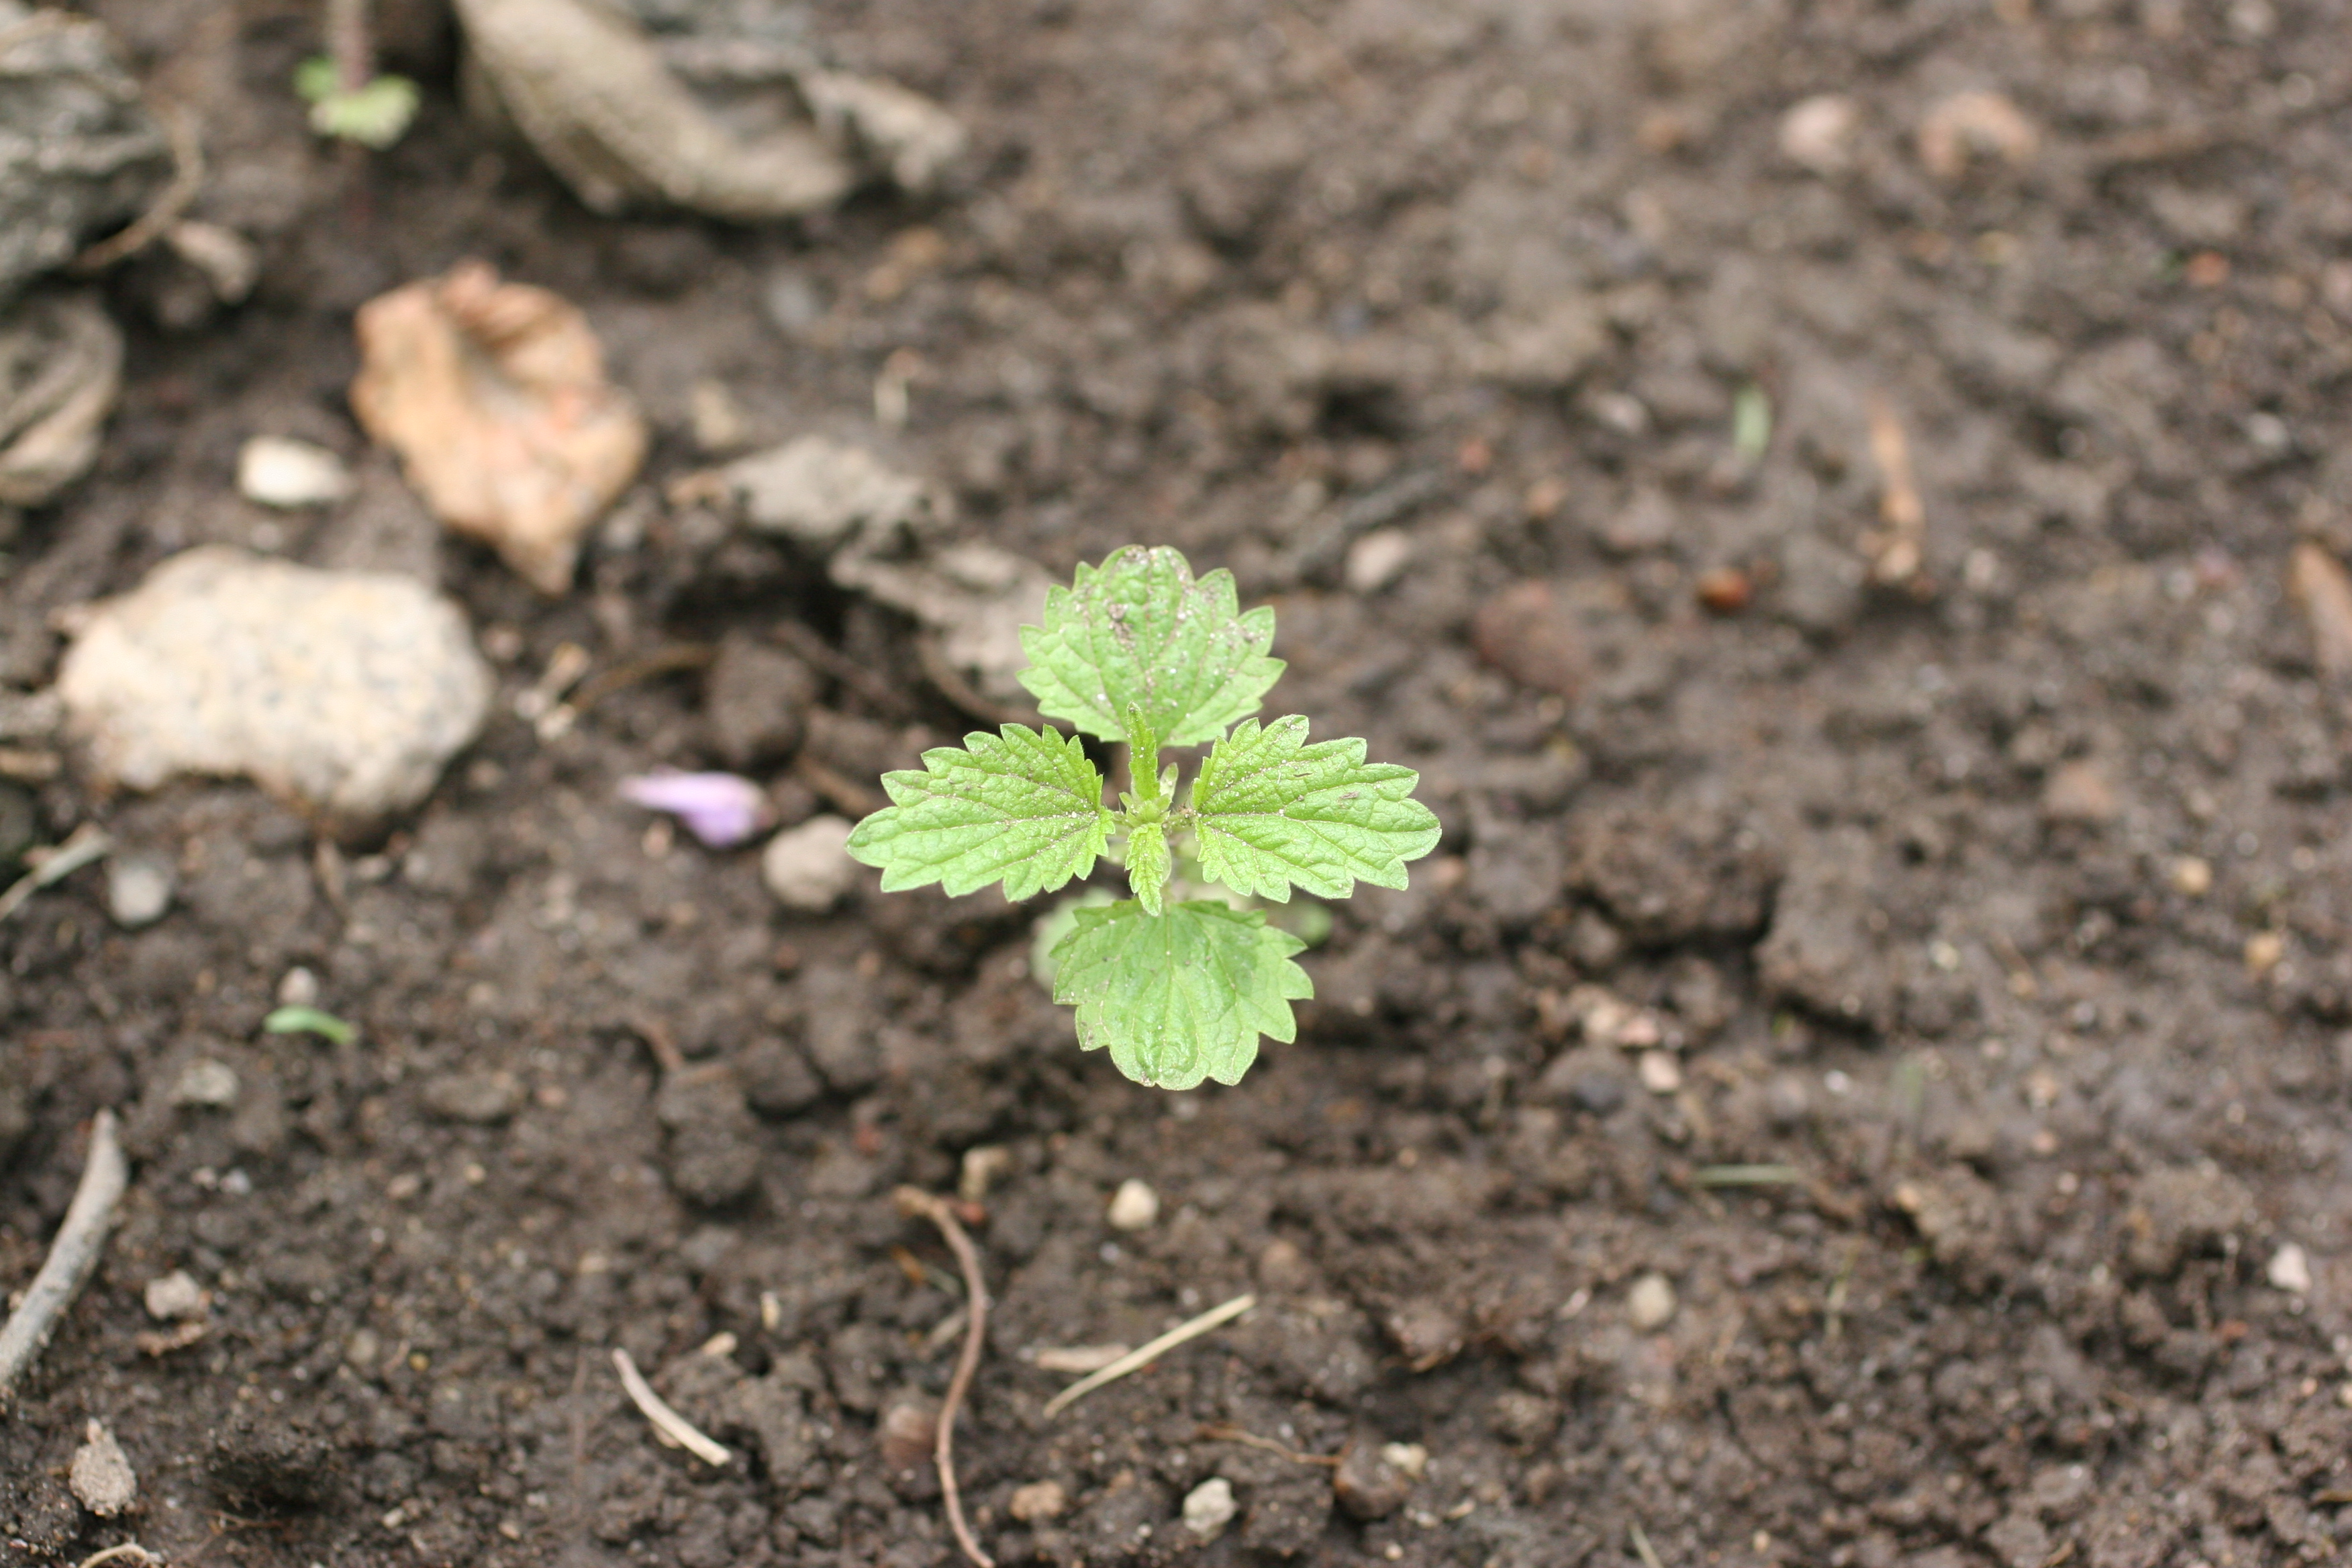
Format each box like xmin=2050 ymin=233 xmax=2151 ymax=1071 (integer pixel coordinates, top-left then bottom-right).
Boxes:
xmin=2288 ymin=541 xmax=2352 ymax=681
xmin=958 ymin=1144 xmax=1014 ymax=1204
xmin=1626 ymin=1271 xmax=1677 ymax=1332
xmin=1181 ymin=1477 xmax=1237 ymax=1540
xmin=721 ymin=435 xmax=944 ymax=551
xmin=1380 ymin=1442 xmax=1428 ymax=1478
xmin=171 ymin=1059 xmax=240 ymax=1108
xmin=1471 ymin=581 xmax=1585 ymax=699
xmin=1638 ymin=1051 xmax=1682 ymax=1095
xmin=237 ymin=436 xmax=354 ymax=509
xmin=2267 ymin=1242 xmax=2312 ymax=1295
xmin=69 ymin=1422 xmax=136 ymax=1517
xmin=105 ymin=853 xmax=174 ymax=928
xmin=1344 ymin=528 xmax=1414 ymax=595
xmin=1779 ymin=93 xmax=1859 ymax=173
xmin=761 ymin=814 xmax=857 ymax=912
xmin=1694 ymin=565 xmax=1752 ymax=614
xmin=1008 ymin=1479 xmax=1067 ymax=1522
xmin=877 ymin=1402 xmax=936 ymax=1473
xmin=422 ymin=1069 xmax=523 ymax=1124
xmin=276 ymin=965 xmax=320 ymax=1008
xmin=1334 ymin=1443 xmax=1413 ymax=1521
xmin=1106 ymin=1178 xmax=1159 ymax=1232
xmin=1918 ymin=91 xmax=2039 ymax=181
xmin=1489 ymin=1389 xmax=1559 ymax=1447
xmin=2245 ymin=930 xmax=2284 ymax=977
xmin=2041 ymin=761 xmax=2118 ymax=825
xmin=143 ymin=1269 xmax=208 ymax=1321
xmin=705 ymin=632 xmax=816 ymax=768
xmin=56 ymin=547 xmax=493 ymax=834
xmin=2169 ymin=856 xmax=2212 ymax=897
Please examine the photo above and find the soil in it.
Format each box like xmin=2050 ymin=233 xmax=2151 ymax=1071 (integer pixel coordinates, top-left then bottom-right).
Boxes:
xmin=4 ymin=1 xmax=2352 ymax=1565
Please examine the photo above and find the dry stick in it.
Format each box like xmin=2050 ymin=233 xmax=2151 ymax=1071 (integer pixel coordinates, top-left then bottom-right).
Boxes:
xmin=1865 ymin=397 xmax=1924 ymax=587
xmin=894 ymin=1187 xmax=995 ymax=1568
xmin=70 ymin=103 xmax=204 ymax=273
xmin=0 ymin=822 xmax=113 ymax=925
xmin=1196 ymin=1424 xmax=1340 ymax=1467
xmin=0 ymin=1110 xmax=129 ymax=1403
xmin=1041 ymin=1292 xmax=1257 ymax=1418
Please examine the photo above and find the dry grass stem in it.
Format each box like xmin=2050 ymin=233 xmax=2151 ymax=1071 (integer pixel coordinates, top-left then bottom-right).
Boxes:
xmin=1042 ymin=1292 xmax=1257 ymax=1418
xmin=611 ymin=1348 xmax=733 ymax=1467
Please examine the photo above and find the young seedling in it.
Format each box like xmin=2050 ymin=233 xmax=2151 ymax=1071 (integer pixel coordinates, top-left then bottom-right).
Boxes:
xmin=295 ymin=0 xmax=419 ymax=152
xmin=846 ymin=546 xmax=1440 ymax=1089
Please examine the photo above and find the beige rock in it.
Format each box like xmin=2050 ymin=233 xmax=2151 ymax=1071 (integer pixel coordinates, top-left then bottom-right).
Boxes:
xmin=238 ymin=436 xmax=354 ymax=509
xmin=761 ymin=814 xmax=856 ymax=912
xmin=2288 ymin=541 xmax=2352 ymax=681
xmin=1918 ymin=91 xmax=2038 ymax=181
xmin=1779 ymin=94 xmax=1859 ymax=173
xmin=1008 ymin=1479 xmax=1067 ymax=1522
xmin=58 ymin=548 xmax=493 ymax=832
xmin=1106 ymin=1178 xmax=1159 ymax=1231
xmin=1626 ymin=1271 xmax=1677 ymax=1331
xmin=351 ymin=260 xmax=647 ymax=594
xmin=69 ymin=1422 xmax=136 ymax=1516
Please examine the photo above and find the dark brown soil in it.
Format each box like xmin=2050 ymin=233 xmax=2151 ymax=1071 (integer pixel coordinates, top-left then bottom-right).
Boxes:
xmin=5 ymin=1 xmax=2352 ymax=1565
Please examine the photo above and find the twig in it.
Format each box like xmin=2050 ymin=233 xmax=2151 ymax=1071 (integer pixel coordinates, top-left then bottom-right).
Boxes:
xmin=0 ymin=1110 xmax=129 ymax=1402
xmin=1196 ymin=1424 xmax=1340 ymax=1467
xmin=71 ymin=103 xmax=205 ymax=273
xmin=894 ymin=1187 xmax=995 ymax=1568
xmin=611 ymin=1349 xmax=733 ymax=1467
xmin=75 ymin=1545 xmax=162 ymax=1568
xmin=0 ymin=822 xmax=114 ymax=924
xmin=1865 ymin=397 xmax=1924 ymax=587
xmin=1041 ymin=1292 xmax=1257 ymax=1418
xmin=1629 ymin=1521 xmax=1666 ymax=1568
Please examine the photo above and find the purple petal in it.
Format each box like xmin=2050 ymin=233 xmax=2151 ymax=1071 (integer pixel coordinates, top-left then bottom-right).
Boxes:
xmin=619 ymin=771 xmax=771 ymax=848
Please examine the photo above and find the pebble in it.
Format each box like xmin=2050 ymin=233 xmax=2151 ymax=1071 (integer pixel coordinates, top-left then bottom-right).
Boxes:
xmin=277 ymin=965 xmax=320 ymax=1008
xmin=2288 ymin=541 xmax=2352 ymax=681
xmin=1695 ymin=565 xmax=1752 ymax=614
xmin=105 ymin=853 xmax=174 ymax=928
xmin=171 ymin=1059 xmax=240 ymax=1108
xmin=1778 ymin=93 xmax=1859 ymax=173
xmin=2267 ymin=1242 xmax=2312 ymax=1295
xmin=1344 ymin=528 xmax=1414 ymax=594
xmin=2041 ymin=761 xmax=2118 ymax=825
xmin=1471 ymin=581 xmax=1585 ymax=699
xmin=761 ymin=814 xmax=857 ymax=912
xmin=1917 ymin=91 xmax=2039 ymax=181
xmin=143 ymin=1269 xmax=208 ymax=1321
xmin=1181 ymin=1477 xmax=1237 ymax=1540
xmin=421 ymin=1069 xmax=524 ymax=1125
xmin=705 ymin=632 xmax=815 ymax=768
xmin=56 ymin=548 xmax=494 ymax=832
xmin=236 ymin=436 xmax=354 ymax=509
xmin=1626 ymin=1271 xmax=1677 ymax=1332
xmin=1334 ymin=1442 xmax=1414 ymax=1521
xmin=722 ymin=436 xmax=943 ymax=551
xmin=68 ymin=1422 xmax=136 ymax=1517
xmin=1638 ymin=1051 xmax=1683 ymax=1095
xmin=2170 ymin=856 xmax=2212 ymax=897
xmin=1008 ymin=1479 xmax=1067 ymax=1522
xmin=1106 ymin=1177 xmax=1159 ymax=1231
xmin=2244 ymin=930 xmax=2284 ymax=977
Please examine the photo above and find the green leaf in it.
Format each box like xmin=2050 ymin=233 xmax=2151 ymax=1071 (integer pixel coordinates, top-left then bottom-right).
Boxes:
xmin=1019 ymin=546 xmax=1283 ymax=747
xmin=299 ymin=69 xmax=421 ymax=150
xmin=264 ymin=1006 xmax=356 ymax=1045
xmin=1050 ymin=900 xmax=1311 ymax=1089
xmin=1191 ymin=716 xmax=1442 ymax=901
xmin=1124 ymin=820 xmax=1171 ymax=914
xmin=846 ymin=725 xmax=1110 ymax=900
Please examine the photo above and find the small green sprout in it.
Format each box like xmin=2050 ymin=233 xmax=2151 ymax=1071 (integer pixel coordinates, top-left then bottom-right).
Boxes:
xmin=293 ymin=56 xmax=420 ymax=150
xmin=847 ymin=546 xmax=1441 ymax=1089
xmin=263 ymin=1005 xmax=356 ymax=1045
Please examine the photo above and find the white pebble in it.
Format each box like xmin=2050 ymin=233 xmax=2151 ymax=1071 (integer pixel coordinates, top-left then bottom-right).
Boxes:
xmin=277 ymin=965 xmax=320 ymax=1008
xmin=2267 ymin=1242 xmax=2312 ymax=1295
xmin=1182 ymin=1476 xmax=1236 ymax=1539
xmin=1638 ymin=1051 xmax=1682 ymax=1094
xmin=1626 ymin=1271 xmax=1677 ymax=1332
xmin=237 ymin=436 xmax=354 ymax=509
xmin=761 ymin=814 xmax=857 ymax=911
xmin=105 ymin=854 xmax=174 ymax=929
xmin=1344 ymin=528 xmax=1415 ymax=594
xmin=1106 ymin=1177 xmax=1159 ymax=1232
xmin=1779 ymin=93 xmax=1859 ymax=173
xmin=69 ymin=1422 xmax=136 ymax=1516
xmin=171 ymin=1059 xmax=240 ymax=1108
xmin=143 ymin=1269 xmax=208 ymax=1321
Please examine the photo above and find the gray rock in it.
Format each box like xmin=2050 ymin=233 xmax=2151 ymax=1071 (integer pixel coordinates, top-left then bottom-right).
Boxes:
xmin=722 ymin=436 xmax=945 ymax=551
xmin=0 ymin=289 xmax=122 ymax=506
xmin=170 ymin=1059 xmax=239 ymax=1108
xmin=105 ymin=852 xmax=174 ymax=928
xmin=761 ymin=814 xmax=856 ymax=912
xmin=0 ymin=5 xmax=170 ymax=305
xmin=57 ymin=548 xmax=493 ymax=834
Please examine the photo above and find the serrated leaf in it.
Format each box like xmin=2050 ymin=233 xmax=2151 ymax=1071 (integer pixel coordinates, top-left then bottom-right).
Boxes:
xmin=1018 ymin=546 xmax=1283 ymax=747
xmin=1124 ymin=820 xmax=1171 ymax=914
xmin=1050 ymin=900 xmax=1311 ymax=1089
xmin=1191 ymin=716 xmax=1442 ymax=901
xmin=845 ymin=725 xmax=1109 ymax=900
